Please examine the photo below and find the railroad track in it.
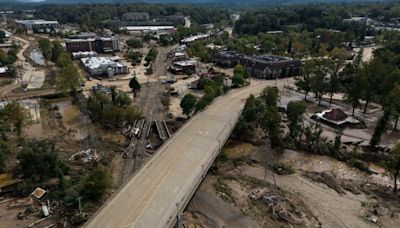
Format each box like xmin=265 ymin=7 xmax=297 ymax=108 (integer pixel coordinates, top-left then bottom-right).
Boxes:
xmin=118 ymin=82 xmax=162 ymax=186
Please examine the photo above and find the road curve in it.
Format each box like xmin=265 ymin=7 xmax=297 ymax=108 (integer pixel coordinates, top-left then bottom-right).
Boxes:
xmin=85 ymin=79 xmax=288 ymax=228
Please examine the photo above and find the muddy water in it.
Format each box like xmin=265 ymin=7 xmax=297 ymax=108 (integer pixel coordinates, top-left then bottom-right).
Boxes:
xmin=50 ymin=98 xmax=126 ymax=143
xmin=272 ymin=149 xmax=392 ymax=186
xmin=29 ymin=50 xmax=45 ymax=66
xmin=50 ymin=98 xmax=88 ymax=140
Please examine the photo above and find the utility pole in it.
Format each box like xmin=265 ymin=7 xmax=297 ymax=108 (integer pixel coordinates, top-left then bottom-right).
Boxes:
xmin=264 ymin=138 xmax=277 ymax=190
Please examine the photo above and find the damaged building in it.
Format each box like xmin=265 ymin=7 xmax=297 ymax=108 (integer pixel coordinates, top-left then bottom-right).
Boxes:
xmin=214 ymin=50 xmax=301 ymax=79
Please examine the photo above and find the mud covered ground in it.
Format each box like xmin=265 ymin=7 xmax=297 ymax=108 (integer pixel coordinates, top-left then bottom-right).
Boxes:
xmin=184 ymin=141 xmax=400 ymax=228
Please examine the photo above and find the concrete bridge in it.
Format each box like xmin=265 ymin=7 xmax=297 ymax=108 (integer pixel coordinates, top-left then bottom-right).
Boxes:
xmin=85 ymin=79 xmax=289 ymax=228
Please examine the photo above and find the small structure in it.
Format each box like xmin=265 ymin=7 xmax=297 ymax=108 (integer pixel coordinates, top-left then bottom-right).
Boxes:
xmin=31 ymin=187 xmax=47 ymax=202
xmin=81 ymin=57 xmax=128 ymax=77
xmin=0 ymin=67 xmax=10 ymax=77
xmin=313 ymin=108 xmax=360 ymax=127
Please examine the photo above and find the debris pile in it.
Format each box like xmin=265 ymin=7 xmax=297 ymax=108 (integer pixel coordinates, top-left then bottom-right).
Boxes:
xmin=69 ymin=149 xmax=99 ymax=163
xmin=249 ymin=187 xmax=319 ymax=226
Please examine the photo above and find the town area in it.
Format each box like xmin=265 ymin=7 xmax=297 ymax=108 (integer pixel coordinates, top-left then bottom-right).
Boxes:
xmin=1 ymin=1 xmax=400 ymax=228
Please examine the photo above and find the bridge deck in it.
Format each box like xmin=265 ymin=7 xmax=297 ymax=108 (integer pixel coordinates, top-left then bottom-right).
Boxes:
xmin=85 ymin=80 xmax=272 ymax=228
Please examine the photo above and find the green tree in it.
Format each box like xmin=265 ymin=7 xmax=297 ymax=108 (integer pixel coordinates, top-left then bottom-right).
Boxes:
xmin=129 ymin=77 xmax=141 ymax=97
xmin=180 ymin=94 xmax=197 ymax=118
xmin=388 ymin=84 xmax=400 ymax=130
xmin=296 ymin=60 xmax=315 ymax=101
xmin=344 ymin=75 xmax=362 ymax=116
xmin=326 ymin=58 xmax=344 ymax=104
xmin=359 ymin=59 xmax=390 ymax=113
xmin=56 ymin=52 xmax=73 ymax=68
xmin=370 ymin=109 xmax=391 ymax=148
xmin=384 ymin=140 xmax=400 ymax=192
xmin=262 ymin=106 xmax=282 ymax=147
xmin=51 ymin=40 xmax=64 ymax=63
xmin=3 ymin=101 xmax=29 ymax=143
xmin=232 ymin=64 xmax=245 ymax=87
xmin=81 ymin=166 xmax=111 ymax=201
xmin=57 ymin=65 xmax=83 ymax=93
xmin=18 ymin=140 xmax=68 ymax=182
xmin=311 ymin=62 xmax=328 ymax=106
xmin=261 ymin=86 xmax=279 ymax=107
xmin=287 ymin=100 xmax=307 ymax=140
xmin=38 ymin=38 xmax=52 ymax=60
xmin=126 ymin=38 xmax=143 ymax=48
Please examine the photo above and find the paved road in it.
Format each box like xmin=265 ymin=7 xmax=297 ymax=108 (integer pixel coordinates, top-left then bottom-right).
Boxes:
xmin=86 ymin=79 xmax=290 ymax=228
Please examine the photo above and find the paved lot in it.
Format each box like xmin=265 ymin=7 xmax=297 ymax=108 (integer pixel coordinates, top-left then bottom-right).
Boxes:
xmin=85 ymin=78 xmax=290 ymax=228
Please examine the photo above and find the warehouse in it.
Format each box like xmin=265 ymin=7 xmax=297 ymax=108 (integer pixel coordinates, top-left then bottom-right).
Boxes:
xmin=121 ymin=26 xmax=175 ymax=35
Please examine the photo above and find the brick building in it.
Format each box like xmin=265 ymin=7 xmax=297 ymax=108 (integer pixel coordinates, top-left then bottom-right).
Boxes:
xmin=65 ymin=36 xmax=119 ymax=53
xmin=214 ymin=50 xmax=301 ymax=79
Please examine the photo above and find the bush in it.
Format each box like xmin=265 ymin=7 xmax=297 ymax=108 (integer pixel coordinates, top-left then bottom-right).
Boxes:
xmin=81 ymin=166 xmax=111 ymax=201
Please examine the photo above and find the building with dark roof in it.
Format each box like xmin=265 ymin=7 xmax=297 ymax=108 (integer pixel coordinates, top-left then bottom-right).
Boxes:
xmin=214 ymin=50 xmax=301 ymax=79
xmin=65 ymin=36 xmax=119 ymax=53
xmin=122 ymin=12 xmax=150 ymax=22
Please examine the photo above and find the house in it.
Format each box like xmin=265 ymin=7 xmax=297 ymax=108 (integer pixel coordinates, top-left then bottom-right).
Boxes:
xmin=169 ymin=60 xmax=197 ymax=75
xmin=81 ymin=57 xmax=128 ymax=77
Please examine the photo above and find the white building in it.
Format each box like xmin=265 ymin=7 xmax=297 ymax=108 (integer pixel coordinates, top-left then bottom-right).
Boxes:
xmin=72 ymin=51 xmax=98 ymax=60
xmin=121 ymin=26 xmax=175 ymax=35
xmin=81 ymin=57 xmax=128 ymax=77
xmin=15 ymin=19 xmax=59 ymax=34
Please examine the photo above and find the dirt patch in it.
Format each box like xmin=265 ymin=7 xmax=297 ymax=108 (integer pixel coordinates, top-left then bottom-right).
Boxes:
xmin=223 ymin=140 xmax=256 ymax=160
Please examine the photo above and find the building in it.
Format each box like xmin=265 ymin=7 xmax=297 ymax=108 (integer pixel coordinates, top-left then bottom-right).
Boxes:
xmin=65 ymin=36 xmax=119 ymax=53
xmin=72 ymin=51 xmax=98 ymax=60
xmin=15 ymin=19 xmax=59 ymax=34
xmin=69 ymin=32 xmax=97 ymax=39
xmin=0 ymin=67 xmax=10 ymax=77
xmin=166 ymin=12 xmax=186 ymax=24
xmin=122 ymin=12 xmax=150 ymax=22
xmin=169 ymin=60 xmax=197 ymax=74
xmin=81 ymin=57 xmax=128 ymax=77
xmin=121 ymin=26 xmax=175 ymax=35
xmin=214 ymin=50 xmax=301 ymax=79
xmin=180 ymin=34 xmax=212 ymax=46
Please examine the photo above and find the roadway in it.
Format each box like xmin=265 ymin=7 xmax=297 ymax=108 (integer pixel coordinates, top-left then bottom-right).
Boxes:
xmin=85 ymin=78 xmax=291 ymax=228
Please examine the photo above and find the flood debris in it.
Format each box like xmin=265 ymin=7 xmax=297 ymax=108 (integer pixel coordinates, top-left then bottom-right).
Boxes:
xmin=69 ymin=149 xmax=99 ymax=163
